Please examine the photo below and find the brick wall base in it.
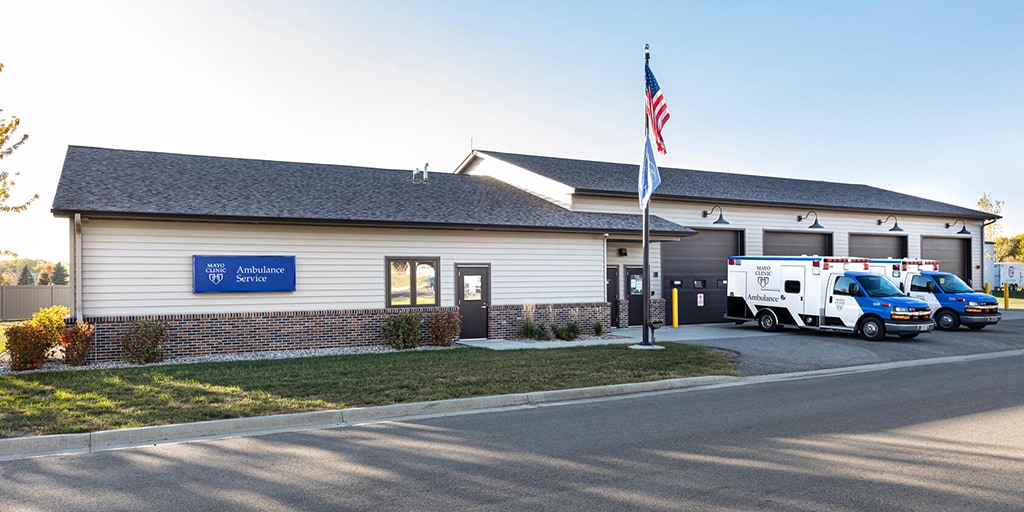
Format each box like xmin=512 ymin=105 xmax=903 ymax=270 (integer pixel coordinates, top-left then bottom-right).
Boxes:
xmin=85 ymin=307 xmax=460 ymax=363
xmin=488 ymin=302 xmax=611 ymax=339
xmin=83 ymin=301 xmax=614 ymax=363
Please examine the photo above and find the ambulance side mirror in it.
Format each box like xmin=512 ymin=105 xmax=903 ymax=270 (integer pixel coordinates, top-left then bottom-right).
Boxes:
xmin=926 ymin=281 xmax=938 ymax=293
xmin=899 ymin=282 xmax=906 ymax=293
xmin=849 ymin=284 xmax=860 ymax=296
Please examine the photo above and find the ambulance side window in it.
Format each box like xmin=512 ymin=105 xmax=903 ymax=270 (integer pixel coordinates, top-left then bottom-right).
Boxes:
xmin=784 ymin=280 xmax=800 ymax=293
xmin=833 ymin=276 xmax=856 ymax=296
xmin=910 ymin=276 xmax=931 ymax=293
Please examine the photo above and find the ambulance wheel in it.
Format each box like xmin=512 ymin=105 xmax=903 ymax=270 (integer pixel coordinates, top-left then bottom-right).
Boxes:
xmin=756 ymin=310 xmax=780 ymax=332
xmin=860 ymin=317 xmax=886 ymax=341
xmin=935 ymin=310 xmax=960 ymax=331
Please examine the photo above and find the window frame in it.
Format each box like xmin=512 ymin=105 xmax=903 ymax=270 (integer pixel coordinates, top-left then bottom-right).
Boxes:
xmin=385 ymin=257 xmax=440 ymax=308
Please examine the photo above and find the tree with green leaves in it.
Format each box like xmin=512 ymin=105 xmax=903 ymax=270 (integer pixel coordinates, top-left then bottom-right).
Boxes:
xmin=993 ymin=234 xmax=1023 ymax=263
xmin=51 ymin=262 xmax=69 ymax=285
xmin=977 ymin=193 xmax=1003 ymax=240
xmin=1 ymin=62 xmax=38 ymax=258
xmin=17 ymin=263 xmax=34 ymax=285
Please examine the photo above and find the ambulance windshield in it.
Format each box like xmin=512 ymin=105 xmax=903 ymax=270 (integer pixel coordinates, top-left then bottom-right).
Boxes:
xmin=933 ymin=273 xmax=973 ymax=293
xmin=855 ymin=275 xmax=904 ymax=298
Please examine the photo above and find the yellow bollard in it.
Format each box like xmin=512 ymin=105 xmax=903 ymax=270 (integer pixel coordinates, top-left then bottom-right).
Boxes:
xmin=1005 ymin=285 xmax=1010 ymax=310
xmin=986 ymin=282 xmax=991 ymax=295
xmin=672 ymin=288 xmax=679 ymax=328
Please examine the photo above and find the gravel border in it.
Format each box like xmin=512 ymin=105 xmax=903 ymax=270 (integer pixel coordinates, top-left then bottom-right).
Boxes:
xmin=0 ymin=344 xmax=460 ymax=376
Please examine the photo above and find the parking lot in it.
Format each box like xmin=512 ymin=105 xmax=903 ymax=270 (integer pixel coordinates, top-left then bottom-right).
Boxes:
xmin=654 ymin=309 xmax=1024 ymax=376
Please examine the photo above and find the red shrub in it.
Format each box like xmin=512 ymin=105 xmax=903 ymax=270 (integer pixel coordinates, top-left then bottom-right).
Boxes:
xmin=6 ymin=323 xmax=50 ymax=371
xmin=428 ymin=311 xmax=462 ymax=346
xmin=60 ymin=321 xmax=96 ymax=366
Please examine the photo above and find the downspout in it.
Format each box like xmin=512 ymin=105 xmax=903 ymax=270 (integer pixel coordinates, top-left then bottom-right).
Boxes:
xmin=73 ymin=214 xmax=83 ymax=322
xmin=982 ymin=217 xmax=998 ymax=291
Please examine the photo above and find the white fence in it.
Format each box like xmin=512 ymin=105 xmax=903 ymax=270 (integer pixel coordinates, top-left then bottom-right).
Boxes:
xmin=1 ymin=285 xmax=72 ymax=320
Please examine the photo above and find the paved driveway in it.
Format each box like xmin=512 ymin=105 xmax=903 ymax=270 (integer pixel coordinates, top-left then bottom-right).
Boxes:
xmin=463 ymin=310 xmax=1024 ymax=376
xmin=657 ymin=309 xmax=1024 ymax=375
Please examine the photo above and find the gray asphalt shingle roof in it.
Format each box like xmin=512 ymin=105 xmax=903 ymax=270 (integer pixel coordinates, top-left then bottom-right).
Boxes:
xmin=51 ymin=146 xmax=695 ymax=237
xmin=473 ymin=151 xmax=992 ymax=219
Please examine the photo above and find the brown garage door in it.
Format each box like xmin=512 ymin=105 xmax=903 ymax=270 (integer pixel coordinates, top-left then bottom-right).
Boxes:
xmin=661 ymin=229 xmax=743 ymax=324
xmin=922 ymin=237 xmax=971 ymax=284
xmin=849 ymin=234 xmax=908 ymax=259
xmin=763 ymin=231 xmax=833 ymax=257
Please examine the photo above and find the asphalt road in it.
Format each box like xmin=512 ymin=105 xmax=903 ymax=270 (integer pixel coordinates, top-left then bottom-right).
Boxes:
xmin=1 ymin=348 xmax=1022 ymax=511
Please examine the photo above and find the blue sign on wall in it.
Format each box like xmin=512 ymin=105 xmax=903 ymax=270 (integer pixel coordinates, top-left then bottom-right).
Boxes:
xmin=193 ymin=255 xmax=296 ymax=293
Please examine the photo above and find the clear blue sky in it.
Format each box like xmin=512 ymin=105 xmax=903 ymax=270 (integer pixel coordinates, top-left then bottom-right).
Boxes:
xmin=2 ymin=0 xmax=1021 ymax=262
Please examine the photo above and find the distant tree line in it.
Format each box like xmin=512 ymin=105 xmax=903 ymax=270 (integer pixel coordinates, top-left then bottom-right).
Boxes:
xmin=0 ymin=258 xmax=68 ymax=285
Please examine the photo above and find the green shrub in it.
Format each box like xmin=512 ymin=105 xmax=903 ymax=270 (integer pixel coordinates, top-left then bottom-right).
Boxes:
xmin=550 ymin=322 xmax=581 ymax=341
xmin=30 ymin=305 xmax=70 ymax=350
xmin=60 ymin=321 xmax=95 ymax=366
xmin=121 ymin=320 xmax=170 ymax=364
xmin=5 ymin=322 xmax=50 ymax=371
xmin=382 ymin=311 xmax=423 ymax=349
xmin=565 ymin=321 xmax=581 ymax=340
xmin=592 ymin=321 xmax=604 ymax=336
xmin=518 ymin=301 xmax=546 ymax=339
xmin=428 ymin=311 xmax=462 ymax=346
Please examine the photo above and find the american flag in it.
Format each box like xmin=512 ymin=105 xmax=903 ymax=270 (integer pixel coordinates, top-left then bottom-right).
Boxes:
xmin=645 ymin=62 xmax=670 ymax=154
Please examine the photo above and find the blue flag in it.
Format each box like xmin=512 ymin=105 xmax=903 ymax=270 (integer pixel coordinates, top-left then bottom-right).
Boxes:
xmin=638 ymin=133 xmax=661 ymax=209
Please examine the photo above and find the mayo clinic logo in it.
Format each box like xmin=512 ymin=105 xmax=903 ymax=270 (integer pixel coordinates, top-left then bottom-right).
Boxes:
xmin=206 ymin=263 xmax=227 ymax=285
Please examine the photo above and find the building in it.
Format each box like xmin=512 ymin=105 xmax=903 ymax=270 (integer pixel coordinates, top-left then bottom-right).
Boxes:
xmin=52 ymin=146 xmax=995 ymax=360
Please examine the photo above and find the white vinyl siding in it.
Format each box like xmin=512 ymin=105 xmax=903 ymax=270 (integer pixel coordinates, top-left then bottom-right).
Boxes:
xmin=573 ymin=196 xmax=984 ymax=289
xmin=77 ymin=219 xmax=605 ymax=316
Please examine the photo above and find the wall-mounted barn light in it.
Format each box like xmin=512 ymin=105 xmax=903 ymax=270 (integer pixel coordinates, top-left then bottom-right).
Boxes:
xmin=797 ymin=211 xmax=824 ymax=229
xmin=877 ymin=215 xmax=903 ymax=232
xmin=702 ymin=205 xmax=729 ymax=225
xmin=945 ymin=219 xmax=971 ymax=235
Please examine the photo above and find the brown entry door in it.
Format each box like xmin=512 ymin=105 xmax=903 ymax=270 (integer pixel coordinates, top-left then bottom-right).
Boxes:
xmin=457 ymin=266 xmax=489 ymax=339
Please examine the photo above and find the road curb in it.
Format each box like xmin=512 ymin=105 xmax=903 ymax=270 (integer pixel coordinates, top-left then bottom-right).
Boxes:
xmin=0 ymin=375 xmax=737 ymax=461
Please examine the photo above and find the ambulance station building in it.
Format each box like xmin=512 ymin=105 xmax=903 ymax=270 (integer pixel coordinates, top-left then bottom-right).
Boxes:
xmin=52 ymin=146 xmax=994 ymax=360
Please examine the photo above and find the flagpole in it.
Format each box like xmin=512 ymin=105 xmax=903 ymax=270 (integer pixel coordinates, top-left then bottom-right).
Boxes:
xmin=641 ymin=44 xmax=653 ymax=346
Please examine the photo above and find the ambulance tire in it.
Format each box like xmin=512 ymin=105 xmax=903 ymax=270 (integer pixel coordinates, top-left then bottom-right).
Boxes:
xmin=935 ymin=310 xmax=960 ymax=331
xmin=756 ymin=309 xmax=780 ymax=332
xmin=859 ymin=316 xmax=886 ymax=341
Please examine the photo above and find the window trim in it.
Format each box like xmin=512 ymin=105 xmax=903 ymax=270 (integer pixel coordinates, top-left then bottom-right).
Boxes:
xmin=385 ymin=257 xmax=440 ymax=308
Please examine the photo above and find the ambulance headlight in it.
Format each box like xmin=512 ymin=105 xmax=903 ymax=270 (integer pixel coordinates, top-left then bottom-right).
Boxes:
xmin=966 ymin=301 xmax=982 ymax=307
xmin=892 ymin=307 xmax=911 ymax=313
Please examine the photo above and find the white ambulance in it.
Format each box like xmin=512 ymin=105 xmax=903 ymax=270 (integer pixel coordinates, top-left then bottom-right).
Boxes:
xmin=726 ymin=256 xmax=934 ymax=341
xmin=868 ymin=259 xmax=1001 ymax=331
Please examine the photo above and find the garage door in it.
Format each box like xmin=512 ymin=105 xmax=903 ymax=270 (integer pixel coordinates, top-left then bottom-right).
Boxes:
xmin=763 ymin=231 xmax=833 ymax=257
xmin=849 ymin=234 xmax=908 ymax=259
xmin=661 ymin=229 xmax=743 ymax=324
xmin=922 ymin=237 xmax=971 ymax=283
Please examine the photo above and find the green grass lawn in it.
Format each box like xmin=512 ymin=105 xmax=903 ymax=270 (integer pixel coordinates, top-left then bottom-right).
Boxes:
xmin=0 ymin=344 xmax=736 ymax=438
